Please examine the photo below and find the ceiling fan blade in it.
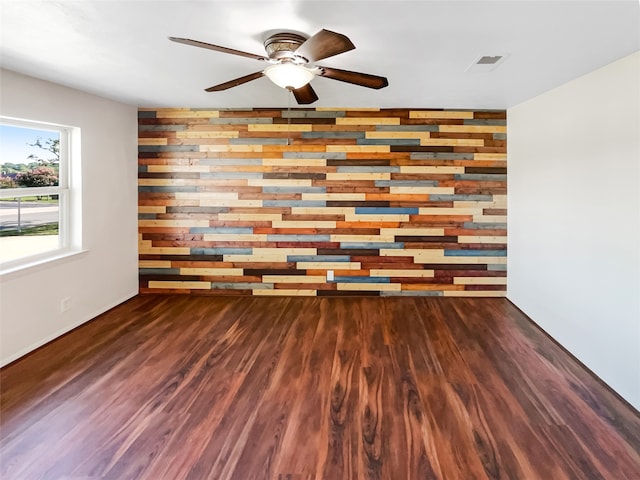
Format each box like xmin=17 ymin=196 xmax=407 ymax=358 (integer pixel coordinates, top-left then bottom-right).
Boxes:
xmin=317 ymin=66 xmax=388 ymax=89
xmin=169 ymin=37 xmax=267 ymax=61
xmin=294 ymin=29 xmax=355 ymax=63
xmin=205 ymin=71 xmax=265 ymax=92
xmin=291 ymin=84 xmax=319 ymax=104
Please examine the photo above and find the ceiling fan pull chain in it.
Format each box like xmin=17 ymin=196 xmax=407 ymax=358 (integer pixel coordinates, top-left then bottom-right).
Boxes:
xmin=287 ymin=88 xmax=292 ymax=146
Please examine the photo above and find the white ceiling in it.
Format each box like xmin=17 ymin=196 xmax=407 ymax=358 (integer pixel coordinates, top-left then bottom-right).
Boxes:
xmin=1 ymin=1 xmax=638 ymax=109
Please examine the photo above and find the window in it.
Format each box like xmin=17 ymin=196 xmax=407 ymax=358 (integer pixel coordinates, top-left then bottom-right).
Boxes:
xmin=0 ymin=117 xmax=79 ymax=273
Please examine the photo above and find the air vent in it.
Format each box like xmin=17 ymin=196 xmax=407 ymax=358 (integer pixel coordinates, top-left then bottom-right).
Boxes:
xmin=476 ymin=55 xmax=503 ymax=65
xmin=465 ymin=54 xmax=508 ymax=73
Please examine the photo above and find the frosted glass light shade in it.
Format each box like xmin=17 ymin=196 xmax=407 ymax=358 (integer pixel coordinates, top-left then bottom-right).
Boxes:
xmin=264 ymin=63 xmax=314 ymax=89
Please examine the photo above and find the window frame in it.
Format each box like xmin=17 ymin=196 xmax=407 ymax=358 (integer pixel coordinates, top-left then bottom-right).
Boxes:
xmin=0 ymin=117 xmax=81 ymax=275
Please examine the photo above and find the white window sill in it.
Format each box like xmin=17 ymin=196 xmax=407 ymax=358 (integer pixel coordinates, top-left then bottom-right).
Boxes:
xmin=0 ymin=248 xmax=88 ymax=280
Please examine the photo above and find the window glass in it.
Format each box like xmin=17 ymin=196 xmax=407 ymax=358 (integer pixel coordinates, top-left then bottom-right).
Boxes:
xmin=0 ymin=121 xmax=71 ymax=269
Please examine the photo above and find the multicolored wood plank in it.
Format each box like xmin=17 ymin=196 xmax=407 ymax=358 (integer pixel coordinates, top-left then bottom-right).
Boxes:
xmin=138 ymin=108 xmax=507 ymax=296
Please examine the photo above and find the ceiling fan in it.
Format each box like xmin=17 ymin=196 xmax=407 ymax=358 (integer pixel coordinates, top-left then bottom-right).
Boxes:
xmin=169 ymin=29 xmax=389 ymax=104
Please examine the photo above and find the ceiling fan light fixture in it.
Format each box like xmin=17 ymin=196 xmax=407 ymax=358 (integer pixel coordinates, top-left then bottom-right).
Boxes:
xmin=264 ymin=63 xmax=314 ymax=89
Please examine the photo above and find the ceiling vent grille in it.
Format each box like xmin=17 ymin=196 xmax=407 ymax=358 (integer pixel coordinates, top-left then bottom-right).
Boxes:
xmin=477 ymin=55 xmax=503 ymax=65
xmin=465 ymin=54 xmax=508 ymax=73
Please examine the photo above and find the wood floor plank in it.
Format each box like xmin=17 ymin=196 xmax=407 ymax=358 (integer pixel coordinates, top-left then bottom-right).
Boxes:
xmin=1 ymin=295 xmax=639 ymax=480
xmin=385 ymin=343 xmax=440 ymax=479
xmin=273 ymin=299 xmax=338 ymax=479
xmin=184 ymin=298 xmax=296 ymax=479
xmin=318 ymin=301 xmax=360 ymax=480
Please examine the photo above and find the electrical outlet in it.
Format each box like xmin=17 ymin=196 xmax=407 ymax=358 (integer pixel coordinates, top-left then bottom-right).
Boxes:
xmin=61 ymin=297 xmax=71 ymax=312
xmin=327 ymin=270 xmax=334 ymax=282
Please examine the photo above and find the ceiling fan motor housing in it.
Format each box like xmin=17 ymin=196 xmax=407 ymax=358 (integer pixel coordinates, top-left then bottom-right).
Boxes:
xmin=264 ymin=32 xmax=308 ymax=63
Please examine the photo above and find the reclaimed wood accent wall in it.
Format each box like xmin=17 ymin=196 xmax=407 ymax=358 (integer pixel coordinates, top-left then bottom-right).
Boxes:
xmin=138 ymin=108 xmax=507 ymax=297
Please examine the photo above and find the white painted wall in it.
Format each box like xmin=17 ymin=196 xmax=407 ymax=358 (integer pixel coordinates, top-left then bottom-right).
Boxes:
xmin=508 ymin=52 xmax=640 ymax=410
xmin=0 ymin=69 xmax=139 ymax=365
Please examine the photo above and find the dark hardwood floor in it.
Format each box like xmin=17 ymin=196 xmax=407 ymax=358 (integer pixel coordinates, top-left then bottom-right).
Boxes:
xmin=1 ymin=295 xmax=639 ymax=479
